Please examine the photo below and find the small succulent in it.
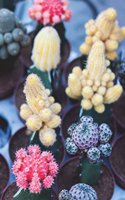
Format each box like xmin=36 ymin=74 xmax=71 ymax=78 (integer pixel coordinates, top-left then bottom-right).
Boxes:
xmin=59 ymin=183 xmax=97 ymax=200
xmin=99 ymin=123 xmax=112 ymax=143
xmin=65 ymin=116 xmax=112 ymax=163
xmin=65 ymin=116 xmax=99 ymax=154
xmin=0 ymin=8 xmax=31 ymax=60
xmin=65 ymin=138 xmax=78 ymax=155
xmin=87 ymin=147 xmax=101 ymax=163
xmin=98 ymin=143 xmax=112 ymax=157
xmin=59 ymin=189 xmax=72 ymax=200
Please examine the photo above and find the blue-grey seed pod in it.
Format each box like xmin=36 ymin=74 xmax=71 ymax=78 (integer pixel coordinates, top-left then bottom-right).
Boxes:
xmin=12 ymin=28 xmax=24 ymax=42
xmin=0 ymin=33 xmax=4 ymax=46
xmin=4 ymin=33 xmax=13 ymax=44
xmin=20 ymin=35 xmax=31 ymax=47
xmin=0 ymin=9 xmax=15 ymax=33
xmin=7 ymin=42 xmax=20 ymax=56
xmin=15 ymin=18 xmax=26 ymax=33
xmin=0 ymin=46 xmax=9 ymax=59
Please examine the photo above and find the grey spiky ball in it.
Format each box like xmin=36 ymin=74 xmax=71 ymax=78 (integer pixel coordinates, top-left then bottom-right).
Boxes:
xmin=87 ymin=147 xmax=101 ymax=163
xmin=69 ymin=183 xmax=97 ymax=200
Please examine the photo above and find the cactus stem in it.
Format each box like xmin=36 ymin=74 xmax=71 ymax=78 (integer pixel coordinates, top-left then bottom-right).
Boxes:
xmin=80 ymin=158 xmax=101 ymax=185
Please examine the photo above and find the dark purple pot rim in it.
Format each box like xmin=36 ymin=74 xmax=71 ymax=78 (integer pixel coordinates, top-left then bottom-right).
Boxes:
xmin=113 ymin=113 xmax=125 ymax=131
xmin=0 ymin=154 xmax=10 ymax=194
xmin=14 ymin=78 xmax=26 ymax=111
xmin=109 ymin=134 xmax=125 ymax=184
xmin=0 ymin=182 xmax=17 ymax=200
xmin=9 ymin=126 xmax=27 ymax=161
xmin=58 ymin=155 xmax=115 ymax=199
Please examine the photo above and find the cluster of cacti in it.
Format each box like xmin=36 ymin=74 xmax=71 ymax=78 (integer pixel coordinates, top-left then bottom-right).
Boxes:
xmin=0 ymin=9 xmax=30 ymax=59
xmin=65 ymin=116 xmax=112 ymax=163
xmin=59 ymin=183 xmax=97 ymax=200
xmin=12 ymin=145 xmax=58 ymax=193
xmin=28 ymin=0 xmax=72 ymax=26
xmin=80 ymin=8 xmax=125 ymax=61
xmin=32 ymin=26 xmax=61 ymax=71
xmin=20 ymin=74 xmax=62 ymax=147
xmin=66 ymin=41 xmax=123 ymax=113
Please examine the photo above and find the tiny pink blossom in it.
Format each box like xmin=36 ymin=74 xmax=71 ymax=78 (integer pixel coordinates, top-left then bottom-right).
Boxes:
xmin=43 ymin=176 xmax=54 ymax=189
xmin=52 ymin=15 xmax=60 ymax=24
xmin=13 ymin=145 xmax=58 ymax=193
xmin=16 ymin=148 xmax=27 ymax=160
xmin=28 ymin=0 xmax=72 ymax=25
xmin=35 ymin=12 xmax=42 ymax=20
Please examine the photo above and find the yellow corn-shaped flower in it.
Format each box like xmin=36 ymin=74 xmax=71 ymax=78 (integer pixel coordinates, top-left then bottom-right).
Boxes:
xmin=20 ymin=74 xmax=61 ymax=146
xmin=95 ymin=8 xmax=117 ymax=40
xmin=87 ymin=41 xmax=106 ymax=80
xmin=32 ymin=26 xmax=61 ymax=71
xmin=80 ymin=8 xmax=125 ymax=60
xmin=66 ymin=40 xmax=123 ymax=113
xmin=23 ymin=74 xmax=49 ymax=114
xmin=104 ymin=85 xmax=123 ymax=104
xmin=39 ymin=126 xmax=56 ymax=147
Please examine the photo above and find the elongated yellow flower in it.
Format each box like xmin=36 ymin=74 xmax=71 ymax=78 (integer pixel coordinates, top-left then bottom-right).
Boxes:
xmin=66 ymin=41 xmax=123 ymax=113
xmin=80 ymin=8 xmax=125 ymax=60
xmin=32 ymin=26 xmax=61 ymax=71
xmin=20 ymin=74 xmax=61 ymax=146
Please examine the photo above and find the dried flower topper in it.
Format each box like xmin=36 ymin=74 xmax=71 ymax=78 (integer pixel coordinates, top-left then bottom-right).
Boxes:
xmin=65 ymin=116 xmax=112 ymax=163
xmin=13 ymin=145 xmax=58 ymax=193
xmin=66 ymin=41 xmax=123 ymax=113
xmin=80 ymin=8 xmax=125 ymax=60
xmin=32 ymin=26 xmax=61 ymax=71
xmin=0 ymin=9 xmax=30 ymax=59
xmin=59 ymin=183 xmax=97 ymax=200
xmin=28 ymin=0 xmax=72 ymax=26
xmin=20 ymin=74 xmax=61 ymax=147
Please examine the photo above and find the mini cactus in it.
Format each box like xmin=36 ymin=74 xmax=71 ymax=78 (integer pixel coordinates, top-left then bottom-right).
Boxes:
xmin=20 ymin=74 xmax=62 ymax=147
xmin=59 ymin=183 xmax=97 ymax=200
xmin=99 ymin=123 xmax=112 ymax=143
xmin=98 ymin=143 xmax=112 ymax=157
xmin=66 ymin=41 xmax=123 ymax=113
xmin=87 ymin=147 xmax=101 ymax=163
xmin=59 ymin=189 xmax=72 ymax=200
xmin=0 ymin=8 xmax=30 ymax=59
xmin=39 ymin=126 xmax=57 ymax=147
xmin=65 ymin=116 xmax=112 ymax=161
xmin=32 ymin=26 xmax=61 ymax=72
xmin=28 ymin=0 xmax=72 ymax=26
xmin=65 ymin=137 xmax=78 ymax=155
xmin=65 ymin=116 xmax=99 ymax=154
xmin=13 ymin=145 xmax=58 ymax=193
xmin=80 ymin=8 xmax=125 ymax=60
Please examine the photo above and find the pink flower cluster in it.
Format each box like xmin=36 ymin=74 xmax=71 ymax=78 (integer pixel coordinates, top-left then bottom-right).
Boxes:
xmin=28 ymin=0 xmax=72 ymax=25
xmin=12 ymin=145 xmax=58 ymax=193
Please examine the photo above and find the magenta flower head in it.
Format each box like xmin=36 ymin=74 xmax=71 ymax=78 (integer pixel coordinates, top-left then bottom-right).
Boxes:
xmin=28 ymin=0 xmax=72 ymax=25
xmin=12 ymin=145 xmax=58 ymax=193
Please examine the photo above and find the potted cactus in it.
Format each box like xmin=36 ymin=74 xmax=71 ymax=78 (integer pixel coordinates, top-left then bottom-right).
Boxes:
xmin=0 ymin=8 xmax=31 ymax=99
xmin=15 ymin=26 xmax=67 ymax=110
xmin=19 ymin=74 xmax=63 ymax=161
xmin=28 ymin=0 xmax=72 ymax=65
xmin=64 ymin=8 xmax=125 ymax=83
xmin=65 ymin=41 xmax=123 ymax=123
xmin=63 ymin=115 xmax=113 ymax=183
xmin=12 ymin=145 xmax=58 ymax=200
